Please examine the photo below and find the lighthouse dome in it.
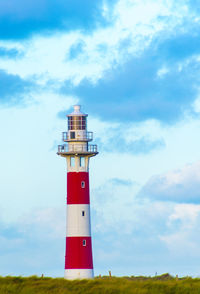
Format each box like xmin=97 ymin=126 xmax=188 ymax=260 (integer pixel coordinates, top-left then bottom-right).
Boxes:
xmin=67 ymin=105 xmax=88 ymax=117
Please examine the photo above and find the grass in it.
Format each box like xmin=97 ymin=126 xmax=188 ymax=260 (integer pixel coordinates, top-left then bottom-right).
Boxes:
xmin=0 ymin=274 xmax=200 ymax=294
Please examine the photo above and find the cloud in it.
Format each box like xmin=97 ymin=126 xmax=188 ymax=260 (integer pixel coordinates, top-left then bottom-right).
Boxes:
xmin=157 ymin=24 xmax=200 ymax=62
xmin=92 ymin=178 xmax=200 ymax=276
xmin=160 ymin=204 xmax=200 ymax=260
xmin=0 ymin=0 xmax=191 ymax=85
xmin=139 ymin=161 xmax=200 ymax=203
xmin=0 ymin=207 xmax=65 ymax=276
xmin=63 ymin=36 xmax=200 ymax=124
xmin=0 ymin=0 xmax=114 ymax=40
xmin=109 ymin=178 xmax=134 ymax=186
xmin=96 ymin=135 xmax=165 ymax=155
xmin=0 ymin=70 xmax=33 ymax=105
xmin=0 ymin=47 xmax=22 ymax=58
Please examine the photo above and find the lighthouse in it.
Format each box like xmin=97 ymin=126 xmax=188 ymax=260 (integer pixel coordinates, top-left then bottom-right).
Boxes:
xmin=57 ymin=105 xmax=98 ymax=280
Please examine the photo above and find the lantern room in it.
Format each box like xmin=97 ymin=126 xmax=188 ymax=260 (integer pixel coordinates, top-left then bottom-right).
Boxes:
xmin=62 ymin=105 xmax=93 ymax=142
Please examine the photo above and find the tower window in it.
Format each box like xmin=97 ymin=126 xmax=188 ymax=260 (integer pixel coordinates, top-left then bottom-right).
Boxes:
xmin=82 ymin=211 xmax=85 ymax=216
xmin=70 ymin=157 xmax=75 ymax=167
xmin=80 ymin=157 xmax=85 ymax=167
xmin=81 ymin=181 xmax=85 ymax=188
xmin=70 ymin=131 xmax=75 ymax=139
xmin=83 ymin=240 xmax=86 ymax=246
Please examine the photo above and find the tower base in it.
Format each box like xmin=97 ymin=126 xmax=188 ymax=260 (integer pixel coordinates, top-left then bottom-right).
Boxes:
xmin=64 ymin=269 xmax=94 ymax=280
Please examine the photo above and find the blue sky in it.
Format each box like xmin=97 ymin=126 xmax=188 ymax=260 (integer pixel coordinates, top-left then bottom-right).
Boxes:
xmin=1 ymin=0 xmax=200 ymax=278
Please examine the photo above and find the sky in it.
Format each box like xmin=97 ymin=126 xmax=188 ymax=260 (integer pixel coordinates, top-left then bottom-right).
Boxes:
xmin=1 ymin=0 xmax=200 ymax=278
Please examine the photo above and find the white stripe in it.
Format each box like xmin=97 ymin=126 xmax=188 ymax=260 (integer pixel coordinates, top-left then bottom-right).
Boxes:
xmin=67 ymin=204 xmax=91 ymax=237
xmin=64 ymin=269 xmax=94 ymax=279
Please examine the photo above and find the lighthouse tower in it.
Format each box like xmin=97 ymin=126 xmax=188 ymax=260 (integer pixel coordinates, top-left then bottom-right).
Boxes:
xmin=57 ymin=105 xmax=98 ymax=280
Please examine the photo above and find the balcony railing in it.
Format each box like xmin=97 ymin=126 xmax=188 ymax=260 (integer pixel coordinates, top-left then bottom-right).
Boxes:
xmin=62 ymin=131 xmax=93 ymax=142
xmin=58 ymin=144 xmax=98 ymax=153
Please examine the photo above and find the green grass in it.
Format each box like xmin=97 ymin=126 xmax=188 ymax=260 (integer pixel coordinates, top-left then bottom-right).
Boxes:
xmin=0 ymin=274 xmax=200 ymax=294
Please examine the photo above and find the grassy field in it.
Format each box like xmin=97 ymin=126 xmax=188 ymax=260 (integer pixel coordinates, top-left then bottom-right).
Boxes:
xmin=0 ymin=274 xmax=200 ymax=294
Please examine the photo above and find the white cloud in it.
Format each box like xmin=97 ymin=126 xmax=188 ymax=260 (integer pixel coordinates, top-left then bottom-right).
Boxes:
xmin=19 ymin=207 xmax=65 ymax=239
xmin=0 ymin=206 xmax=65 ymax=276
xmin=0 ymin=0 xmax=193 ymax=86
xmin=139 ymin=161 xmax=200 ymax=203
xmin=157 ymin=66 xmax=169 ymax=78
xmin=168 ymin=204 xmax=200 ymax=227
xmin=91 ymin=178 xmax=173 ymax=234
xmin=160 ymin=203 xmax=200 ymax=257
xmin=92 ymin=177 xmax=200 ymax=275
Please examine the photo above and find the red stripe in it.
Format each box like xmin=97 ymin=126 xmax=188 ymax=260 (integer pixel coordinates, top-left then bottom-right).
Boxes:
xmin=67 ymin=172 xmax=90 ymax=204
xmin=65 ymin=237 xmax=93 ymax=269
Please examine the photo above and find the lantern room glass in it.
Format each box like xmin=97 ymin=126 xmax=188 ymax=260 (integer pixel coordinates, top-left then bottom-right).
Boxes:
xmin=68 ymin=116 xmax=87 ymax=130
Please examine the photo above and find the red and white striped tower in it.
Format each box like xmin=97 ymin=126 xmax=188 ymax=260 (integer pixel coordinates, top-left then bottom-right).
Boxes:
xmin=57 ymin=105 xmax=98 ymax=280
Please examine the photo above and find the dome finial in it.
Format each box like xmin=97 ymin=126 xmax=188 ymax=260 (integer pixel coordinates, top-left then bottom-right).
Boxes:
xmin=74 ymin=105 xmax=81 ymax=112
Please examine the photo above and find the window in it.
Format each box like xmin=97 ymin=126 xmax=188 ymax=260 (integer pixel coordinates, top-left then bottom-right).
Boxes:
xmin=68 ymin=116 xmax=87 ymax=130
xmin=80 ymin=157 xmax=85 ymax=167
xmin=83 ymin=240 xmax=86 ymax=246
xmin=81 ymin=117 xmax=86 ymax=130
xmin=81 ymin=181 xmax=85 ymax=188
xmin=82 ymin=211 xmax=85 ymax=216
xmin=70 ymin=157 xmax=75 ymax=167
xmin=70 ymin=131 xmax=75 ymax=139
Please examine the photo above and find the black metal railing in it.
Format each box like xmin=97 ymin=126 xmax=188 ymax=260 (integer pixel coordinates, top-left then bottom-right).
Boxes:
xmin=58 ymin=144 xmax=98 ymax=153
xmin=62 ymin=131 xmax=93 ymax=142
